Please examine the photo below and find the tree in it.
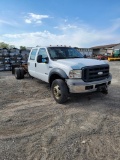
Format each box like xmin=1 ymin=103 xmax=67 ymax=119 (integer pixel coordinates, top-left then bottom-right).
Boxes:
xmin=0 ymin=42 xmax=9 ymax=49
xmin=20 ymin=46 xmax=26 ymax=50
xmin=9 ymin=45 xmax=15 ymax=49
xmin=0 ymin=42 xmax=15 ymax=49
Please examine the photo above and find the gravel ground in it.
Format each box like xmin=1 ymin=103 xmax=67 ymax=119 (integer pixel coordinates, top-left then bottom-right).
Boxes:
xmin=0 ymin=61 xmax=120 ymax=160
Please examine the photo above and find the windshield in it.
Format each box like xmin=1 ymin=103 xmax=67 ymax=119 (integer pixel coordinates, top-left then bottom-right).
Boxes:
xmin=47 ymin=47 xmax=83 ymax=60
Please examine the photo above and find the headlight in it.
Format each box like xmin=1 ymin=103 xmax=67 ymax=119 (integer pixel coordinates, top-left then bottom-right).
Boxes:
xmin=69 ymin=70 xmax=82 ymax=78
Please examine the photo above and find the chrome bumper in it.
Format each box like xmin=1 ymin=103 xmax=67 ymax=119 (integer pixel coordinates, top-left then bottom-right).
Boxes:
xmin=66 ymin=74 xmax=112 ymax=93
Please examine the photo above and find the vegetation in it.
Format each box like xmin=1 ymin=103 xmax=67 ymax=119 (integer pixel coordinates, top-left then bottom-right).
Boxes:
xmin=0 ymin=42 xmax=15 ymax=49
xmin=20 ymin=46 xmax=27 ymax=50
xmin=0 ymin=42 xmax=27 ymax=50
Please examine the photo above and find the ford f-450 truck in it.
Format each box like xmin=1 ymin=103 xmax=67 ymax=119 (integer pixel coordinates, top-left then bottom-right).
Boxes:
xmin=14 ymin=46 xmax=112 ymax=103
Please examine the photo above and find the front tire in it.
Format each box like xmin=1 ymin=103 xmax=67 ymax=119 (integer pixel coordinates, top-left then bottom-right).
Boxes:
xmin=51 ymin=79 xmax=69 ymax=104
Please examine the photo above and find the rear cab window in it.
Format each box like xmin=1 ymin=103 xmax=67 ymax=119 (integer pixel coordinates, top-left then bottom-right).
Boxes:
xmin=30 ymin=49 xmax=38 ymax=60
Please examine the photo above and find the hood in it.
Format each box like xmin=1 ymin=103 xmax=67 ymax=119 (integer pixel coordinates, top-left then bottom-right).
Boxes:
xmin=54 ymin=58 xmax=108 ymax=69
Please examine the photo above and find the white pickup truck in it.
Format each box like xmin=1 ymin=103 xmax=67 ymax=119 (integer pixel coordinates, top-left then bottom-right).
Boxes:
xmin=14 ymin=46 xmax=112 ymax=103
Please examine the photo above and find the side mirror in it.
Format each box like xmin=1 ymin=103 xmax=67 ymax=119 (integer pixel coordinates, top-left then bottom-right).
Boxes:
xmin=44 ymin=57 xmax=49 ymax=64
xmin=37 ymin=55 xmax=42 ymax=63
xmin=37 ymin=55 xmax=49 ymax=63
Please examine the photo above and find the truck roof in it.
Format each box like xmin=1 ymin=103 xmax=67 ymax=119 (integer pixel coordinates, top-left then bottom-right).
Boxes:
xmin=32 ymin=45 xmax=71 ymax=49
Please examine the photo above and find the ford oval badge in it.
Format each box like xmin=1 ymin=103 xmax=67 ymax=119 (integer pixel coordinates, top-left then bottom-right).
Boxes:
xmin=98 ymin=72 xmax=103 ymax=75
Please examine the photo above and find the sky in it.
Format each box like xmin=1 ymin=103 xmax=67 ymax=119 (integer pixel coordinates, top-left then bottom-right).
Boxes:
xmin=0 ymin=0 xmax=120 ymax=48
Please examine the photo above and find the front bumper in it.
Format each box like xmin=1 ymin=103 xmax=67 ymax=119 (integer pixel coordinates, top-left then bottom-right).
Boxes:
xmin=66 ymin=74 xmax=112 ymax=93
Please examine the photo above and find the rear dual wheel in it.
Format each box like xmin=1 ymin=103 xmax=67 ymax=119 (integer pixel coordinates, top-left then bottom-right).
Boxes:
xmin=51 ymin=79 xmax=69 ymax=104
xmin=15 ymin=68 xmax=24 ymax=79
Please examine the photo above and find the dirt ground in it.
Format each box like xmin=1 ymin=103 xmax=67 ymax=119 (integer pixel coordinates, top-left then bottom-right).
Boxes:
xmin=0 ymin=61 xmax=120 ymax=160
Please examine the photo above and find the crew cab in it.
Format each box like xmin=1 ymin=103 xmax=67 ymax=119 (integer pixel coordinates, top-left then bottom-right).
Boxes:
xmin=14 ymin=46 xmax=112 ymax=103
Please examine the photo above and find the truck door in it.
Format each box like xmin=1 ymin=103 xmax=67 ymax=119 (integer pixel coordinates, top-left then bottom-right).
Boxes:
xmin=28 ymin=48 xmax=38 ymax=78
xmin=35 ymin=48 xmax=49 ymax=82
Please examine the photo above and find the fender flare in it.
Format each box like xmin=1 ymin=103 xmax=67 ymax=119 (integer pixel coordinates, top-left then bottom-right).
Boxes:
xmin=49 ymin=68 xmax=68 ymax=83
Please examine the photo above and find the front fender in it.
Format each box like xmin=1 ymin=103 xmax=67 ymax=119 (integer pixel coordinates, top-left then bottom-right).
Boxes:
xmin=49 ymin=68 xmax=68 ymax=82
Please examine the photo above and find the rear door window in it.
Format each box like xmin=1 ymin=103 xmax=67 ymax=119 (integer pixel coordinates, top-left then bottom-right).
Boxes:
xmin=30 ymin=49 xmax=38 ymax=60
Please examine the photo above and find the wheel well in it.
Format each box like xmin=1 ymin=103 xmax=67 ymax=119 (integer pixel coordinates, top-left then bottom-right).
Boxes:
xmin=49 ymin=74 xmax=64 ymax=87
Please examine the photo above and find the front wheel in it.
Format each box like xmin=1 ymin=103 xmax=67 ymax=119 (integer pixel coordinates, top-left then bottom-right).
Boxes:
xmin=51 ymin=79 xmax=69 ymax=104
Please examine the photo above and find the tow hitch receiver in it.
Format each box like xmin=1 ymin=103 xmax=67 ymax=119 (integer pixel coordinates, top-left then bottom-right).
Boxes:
xmin=96 ymin=83 xmax=108 ymax=94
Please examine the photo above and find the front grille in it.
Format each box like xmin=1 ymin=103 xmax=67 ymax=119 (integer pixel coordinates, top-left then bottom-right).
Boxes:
xmin=82 ymin=64 xmax=109 ymax=82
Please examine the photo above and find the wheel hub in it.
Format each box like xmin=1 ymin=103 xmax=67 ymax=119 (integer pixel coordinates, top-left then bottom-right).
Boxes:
xmin=53 ymin=85 xmax=61 ymax=99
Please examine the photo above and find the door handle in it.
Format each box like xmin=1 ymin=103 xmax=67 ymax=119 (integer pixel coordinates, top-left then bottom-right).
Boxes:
xmin=35 ymin=63 xmax=36 ymax=67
